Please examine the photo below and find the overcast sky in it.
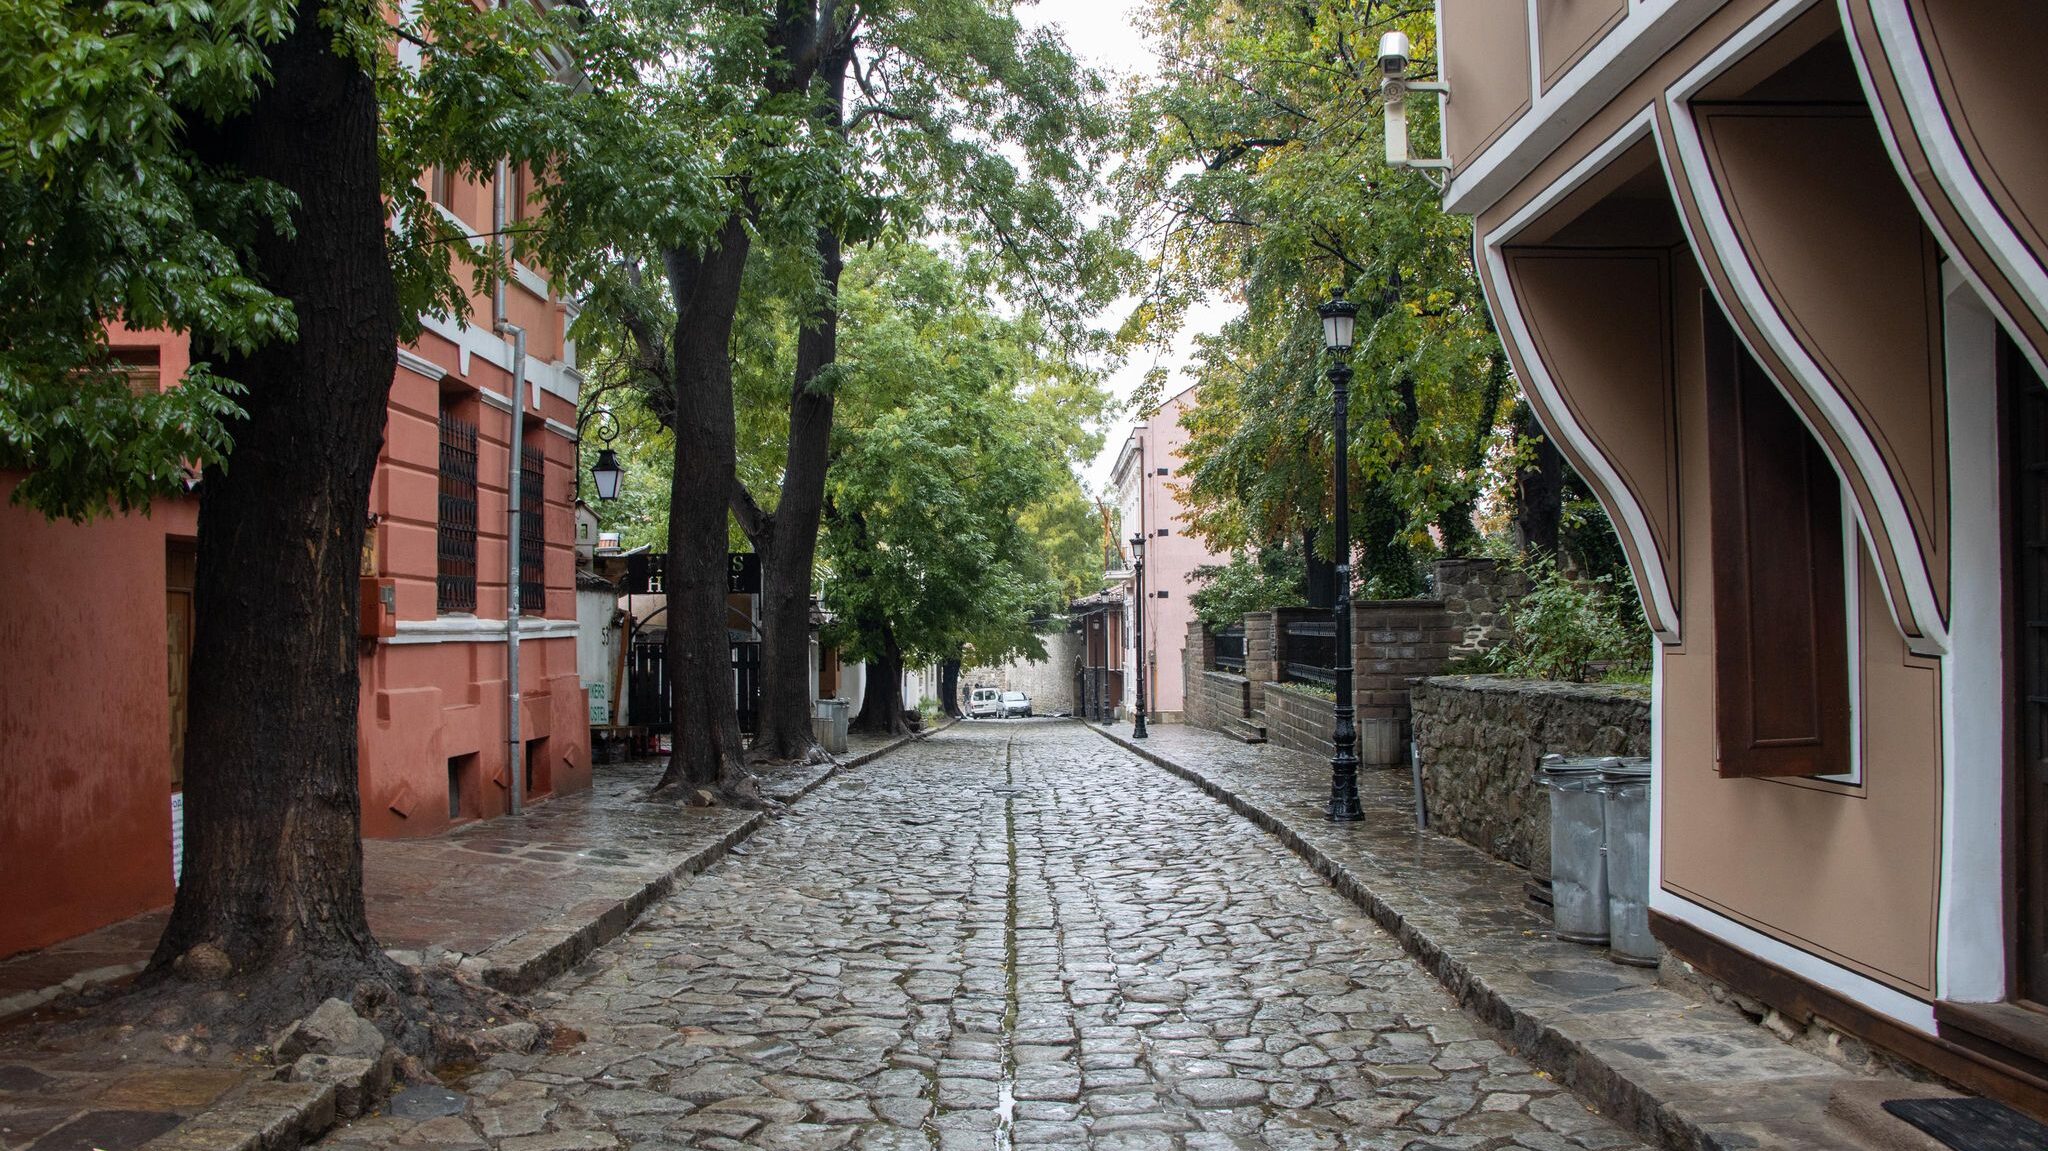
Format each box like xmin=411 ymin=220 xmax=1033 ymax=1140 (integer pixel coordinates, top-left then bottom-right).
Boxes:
xmin=1015 ymin=0 xmax=1235 ymax=494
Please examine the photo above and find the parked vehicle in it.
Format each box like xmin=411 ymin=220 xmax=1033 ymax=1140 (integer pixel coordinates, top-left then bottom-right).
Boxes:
xmin=967 ymin=687 xmax=1003 ymax=718
xmin=1000 ymin=691 xmax=1032 ymax=718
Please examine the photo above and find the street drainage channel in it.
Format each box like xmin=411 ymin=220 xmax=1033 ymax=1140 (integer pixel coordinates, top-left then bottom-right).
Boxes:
xmin=994 ymin=737 xmax=1021 ymax=1151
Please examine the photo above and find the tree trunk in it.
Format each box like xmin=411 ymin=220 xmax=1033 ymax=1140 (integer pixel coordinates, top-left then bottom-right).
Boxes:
xmin=852 ymin=627 xmax=906 ymax=735
xmin=147 ymin=0 xmax=399 ymax=1002
xmin=1440 ymin=347 xmax=1510 ymax=557
xmin=1303 ymin=529 xmax=1336 ymax=608
xmin=1512 ymin=398 xmax=1563 ymax=558
xmin=939 ymin=658 xmax=961 ymax=717
xmin=657 ymin=217 xmax=756 ymax=799
xmin=742 ymin=223 xmax=845 ymax=761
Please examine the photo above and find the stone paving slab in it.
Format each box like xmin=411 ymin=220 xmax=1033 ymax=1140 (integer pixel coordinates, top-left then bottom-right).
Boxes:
xmin=312 ymin=720 xmax=1653 ymax=1151
xmin=0 ymin=728 xmax=932 ymax=1151
xmin=1087 ymin=721 xmax=1922 ymax=1151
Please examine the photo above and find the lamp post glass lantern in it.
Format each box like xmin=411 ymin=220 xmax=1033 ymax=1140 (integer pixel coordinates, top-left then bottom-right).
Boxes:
xmin=589 ymin=407 xmax=624 ymax=502
xmin=1318 ymin=293 xmax=1362 ymax=822
xmin=1129 ymin=533 xmax=1148 ymax=739
xmin=591 ymin=448 xmax=623 ymax=501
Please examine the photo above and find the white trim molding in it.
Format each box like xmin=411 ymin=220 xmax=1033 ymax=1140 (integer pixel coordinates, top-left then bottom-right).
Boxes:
xmin=1934 ymin=268 xmax=2007 ymax=1003
xmin=544 ymin=418 xmax=578 ymax=442
xmin=1858 ymin=0 xmax=2048 ymax=340
xmin=1480 ymin=106 xmax=1683 ymax=642
xmin=396 ymin=347 xmax=447 ymax=382
xmin=389 ymin=616 xmax=580 ymax=646
xmin=417 ymin=313 xmax=581 ymax=408
xmin=1444 ymin=0 xmax=1722 ymax=216
xmin=1838 ymin=1 xmax=2048 ymax=386
xmin=1660 ymin=0 xmax=1949 ymax=656
xmin=1650 ymin=886 xmax=1940 ymax=1036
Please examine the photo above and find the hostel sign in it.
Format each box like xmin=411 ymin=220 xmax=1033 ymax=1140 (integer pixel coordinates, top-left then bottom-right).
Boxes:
xmin=623 ymin=552 xmax=760 ymax=595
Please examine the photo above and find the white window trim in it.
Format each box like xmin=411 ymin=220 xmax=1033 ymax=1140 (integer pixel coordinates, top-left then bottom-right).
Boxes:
xmin=392 ymin=617 xmax=579 ymax=645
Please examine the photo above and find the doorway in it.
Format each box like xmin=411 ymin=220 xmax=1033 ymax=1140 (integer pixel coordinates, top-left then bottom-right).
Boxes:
xmin=2006 ymin=333 xmax=2048 ymax=1004
xmin=166 ymin=539 xmax=196 ymax=885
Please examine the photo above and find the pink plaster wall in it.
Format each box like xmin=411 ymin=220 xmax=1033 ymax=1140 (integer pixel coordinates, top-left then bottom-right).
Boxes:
xmin=1119 ymin=388 xmax=1227 ymax=717
xmin=1 ymin=171 xmax=591 ymax=952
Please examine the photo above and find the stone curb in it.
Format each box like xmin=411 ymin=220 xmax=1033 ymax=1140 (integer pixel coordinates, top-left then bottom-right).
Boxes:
xmin=131 ymin=723 xmax=947 ymax=1151
xmin=480 ymin=723 xmax=945 ymax=994
xmin=1086 ymin=722 xmax=1855 ymax=1151
xmin=0 ymin=960 xmax=147 ymax=1025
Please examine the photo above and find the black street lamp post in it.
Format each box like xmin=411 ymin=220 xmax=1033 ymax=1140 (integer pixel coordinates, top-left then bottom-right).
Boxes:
xmin=1319 ymin=293 xmax=1362 ymax=822
xmin=1129 ymin=533 xmax=1149 ymax=739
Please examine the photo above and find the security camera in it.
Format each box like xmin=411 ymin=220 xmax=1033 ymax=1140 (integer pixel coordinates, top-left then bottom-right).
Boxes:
xmin=1377 ymin=30 xmax=1412 ymax=80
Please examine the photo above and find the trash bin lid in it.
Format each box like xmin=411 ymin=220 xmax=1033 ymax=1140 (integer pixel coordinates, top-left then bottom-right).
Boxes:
xmin=1599 ymin=757 xmax=1652 ymax=786
xmin=1538 ymin=754 xmax=1622 ymax=780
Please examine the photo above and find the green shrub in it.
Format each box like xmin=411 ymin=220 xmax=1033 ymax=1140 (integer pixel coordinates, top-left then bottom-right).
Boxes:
xmin=1485 ymin=558 xmax=1650 ymax=683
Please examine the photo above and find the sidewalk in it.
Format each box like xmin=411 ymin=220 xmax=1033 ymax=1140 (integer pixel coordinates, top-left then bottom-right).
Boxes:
xmin=0 ymin=728 xmax=927 ymax=1151
xmin=1090 ymin=721 xmax=1949 ymax=1151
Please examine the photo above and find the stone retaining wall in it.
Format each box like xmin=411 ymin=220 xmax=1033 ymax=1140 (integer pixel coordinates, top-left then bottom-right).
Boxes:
xmin=1410 ymin=675 xmax=1651 ymax=873
xmin=1260 ymin=681 xmax=1335 ymax=760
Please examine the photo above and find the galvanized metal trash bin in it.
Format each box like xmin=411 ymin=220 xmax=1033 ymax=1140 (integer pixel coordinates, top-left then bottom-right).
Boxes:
xmin=813 ymin=698 xmax=850 ymax=754
xmin=1600 ymin=758 xmax=1657 ymax=966
xmin=1540 ymin=754 xmax=1615 ymax=945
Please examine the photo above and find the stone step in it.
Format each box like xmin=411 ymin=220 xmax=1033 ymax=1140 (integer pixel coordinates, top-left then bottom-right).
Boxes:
xmin=1220 ymin=717 xmax=1267 ymax=744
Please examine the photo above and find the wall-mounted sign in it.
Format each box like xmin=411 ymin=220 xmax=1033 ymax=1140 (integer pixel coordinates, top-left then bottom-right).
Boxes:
xmin=623 ymin=553 xmax=761 ymax=596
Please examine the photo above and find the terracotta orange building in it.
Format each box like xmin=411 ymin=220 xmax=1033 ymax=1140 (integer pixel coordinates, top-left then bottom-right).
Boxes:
xmin=1435 ymin=0 xmax=2048 ymax=1115
xmin=0 ymin=163 xmax=591 ymax=961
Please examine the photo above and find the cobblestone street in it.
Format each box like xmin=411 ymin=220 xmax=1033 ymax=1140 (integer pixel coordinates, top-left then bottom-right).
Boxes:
xmin=323 ymin=722 xmax=1644 ymax=1151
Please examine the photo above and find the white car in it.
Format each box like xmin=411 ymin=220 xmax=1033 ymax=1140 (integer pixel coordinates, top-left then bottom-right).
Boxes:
xmin=968 ymin=687 xmax=1004 ymax=718
xmin=1000 ymin=691 xmax=1032 ymax=718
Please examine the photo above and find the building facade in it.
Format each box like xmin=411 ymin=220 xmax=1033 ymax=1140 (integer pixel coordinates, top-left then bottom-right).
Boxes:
xmin=1109 ymin=385 xmax=1226 ymax=721
xmin=0 ymin=164 xmax=591 ymax=961
xmin=1437 ymin=0 xmax=2048 ymax=1112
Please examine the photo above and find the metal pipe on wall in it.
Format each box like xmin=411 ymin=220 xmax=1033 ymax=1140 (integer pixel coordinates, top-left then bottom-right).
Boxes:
xmin=494 ymin=159 xmax=529 ymax=814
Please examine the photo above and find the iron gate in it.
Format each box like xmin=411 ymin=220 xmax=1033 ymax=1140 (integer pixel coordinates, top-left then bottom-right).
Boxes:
xmin=732 ymin=642 xmax=760 ymax=735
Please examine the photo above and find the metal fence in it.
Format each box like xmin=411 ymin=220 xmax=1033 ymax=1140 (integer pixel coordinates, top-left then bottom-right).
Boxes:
xmin=1281 ymin=616 xmax=1337 ymax=687
xmin=1213 ymin=625 xmax=1246 ymax=672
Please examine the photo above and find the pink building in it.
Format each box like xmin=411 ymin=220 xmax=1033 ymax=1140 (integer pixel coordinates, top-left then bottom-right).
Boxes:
xmin=1110 ymin=384 xmax=1225 ymax=721
xmin=0 ymin=164 xmax=591 ymax=961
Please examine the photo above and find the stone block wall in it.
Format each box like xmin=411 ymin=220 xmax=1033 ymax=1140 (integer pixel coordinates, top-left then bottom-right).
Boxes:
xmin=1410 ymin=675 xmax=1651 ymax=873
xmin=964 ymin=628 xmax=1082 ymax=715
xmin=1261 ymin=681 xmax=1335 ymax=761
xmin=1433 ymin=558 xmax=1529 ymax=657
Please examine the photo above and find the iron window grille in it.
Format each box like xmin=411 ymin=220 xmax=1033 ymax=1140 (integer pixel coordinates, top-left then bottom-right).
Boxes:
xmin=519 ymin=441 xmax=545 ymax=613
xmin=436 ymin=413 xmax=479 ymax=613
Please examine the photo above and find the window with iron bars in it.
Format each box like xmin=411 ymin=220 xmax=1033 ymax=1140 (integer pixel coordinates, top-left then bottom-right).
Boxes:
xmin=519 ymin=441 xmax=545 ymax=613
xmin=437 ymin=413 xmax=479 ymax=613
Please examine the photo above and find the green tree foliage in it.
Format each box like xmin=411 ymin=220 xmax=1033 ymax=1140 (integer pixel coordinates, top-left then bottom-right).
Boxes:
xmin=1482 ymin=556 xmax=1651 ymax=683
xmin=1120 ymin=0 xmax=1513 ymax=595
xmin=0 ymin=0 xmax=295 ymax=518
xmin=821 ymin=244 xmax=1106 ymax=672
xmin=0 ymin=0 xmax=580 ymax=523
xmin=1187 ymin=544 xmax=1307 ymax=631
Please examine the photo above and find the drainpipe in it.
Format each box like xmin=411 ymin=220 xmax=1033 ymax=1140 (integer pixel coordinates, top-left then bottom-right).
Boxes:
xmin=494 ymin=160 xmax=529 ymax=814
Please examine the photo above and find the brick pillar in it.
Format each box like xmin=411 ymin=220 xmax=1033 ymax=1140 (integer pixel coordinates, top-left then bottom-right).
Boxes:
xmin=1182 ymin=620 xmax=1209 ymax=728
xmin=1242 ymin=611 xmax=1276 ymax=714
xmin=1350 ymin=598 xmax=1456 ymax=767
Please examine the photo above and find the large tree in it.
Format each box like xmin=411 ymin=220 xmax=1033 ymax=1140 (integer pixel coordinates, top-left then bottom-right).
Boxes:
xmin=574 ymin=0 xmax=1123 ymax=770
xmin=819 ymin=244 xmax=1106 ymax=732
xmin=2 ymin=0 xmax=575 ymax=1028
xmin=1119 ymin=1 xmax=1514 ymax=595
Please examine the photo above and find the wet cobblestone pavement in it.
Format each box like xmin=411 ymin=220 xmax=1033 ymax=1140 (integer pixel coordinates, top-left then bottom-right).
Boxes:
xmin=320 ymin=721 xmax=1647 ymax=1151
